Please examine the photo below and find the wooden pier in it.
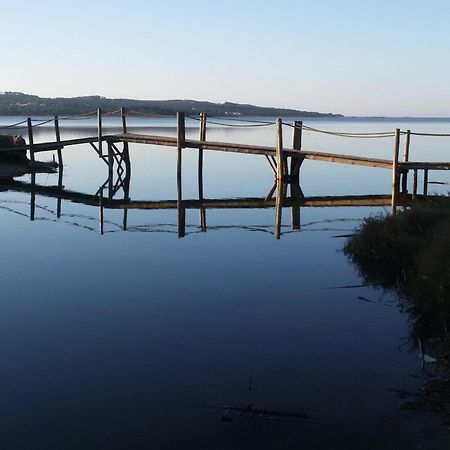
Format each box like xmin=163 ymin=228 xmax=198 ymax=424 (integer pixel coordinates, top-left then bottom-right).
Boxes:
xmin=1 ymin=108 xmax=449 ymax=238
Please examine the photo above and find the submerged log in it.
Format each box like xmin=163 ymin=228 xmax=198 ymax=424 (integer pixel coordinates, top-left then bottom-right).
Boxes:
xmin=0 ymin=134 xmax=57 ymax=178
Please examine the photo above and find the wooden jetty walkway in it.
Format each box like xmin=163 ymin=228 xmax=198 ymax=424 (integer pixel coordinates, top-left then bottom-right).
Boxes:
xmin=1 ymin=108 xmax=450 ymax=237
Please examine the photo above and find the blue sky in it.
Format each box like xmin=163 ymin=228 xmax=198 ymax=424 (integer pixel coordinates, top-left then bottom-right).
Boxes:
xmin=1 ymin=0 xmax=450 ymax=116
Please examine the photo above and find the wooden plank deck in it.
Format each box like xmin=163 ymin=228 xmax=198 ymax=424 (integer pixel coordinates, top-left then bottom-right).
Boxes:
xmin=0 ymin=130 xmax=448 ymax=172
xmin=112 ymin=133 xmax=395 ymax=169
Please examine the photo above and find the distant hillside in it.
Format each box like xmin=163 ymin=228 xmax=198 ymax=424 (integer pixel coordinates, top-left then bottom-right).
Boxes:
xmin=0 ymin=92 xmax=342 ymax=117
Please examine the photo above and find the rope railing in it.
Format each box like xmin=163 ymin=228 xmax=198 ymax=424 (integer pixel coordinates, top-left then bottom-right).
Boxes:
xmin=282 ymin=121 xmax=396 ymax=138
xmin=187 ymin=115 xmax=274 ymax=127
xmin=0 ymin=109 xmax=450 ymax=139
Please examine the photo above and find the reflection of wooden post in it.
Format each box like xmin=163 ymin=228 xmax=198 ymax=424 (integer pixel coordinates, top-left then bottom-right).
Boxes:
xmin=401 ymin=129 xmax=410 ymax=193
xmin=55 ymin=116 xmax=63 ymax=218
xmin=97 ymin=108 xmax=103 ymax=156
xmin=291 ymin=180 xmax=303 ymax=230
xmin=290 ymin=121 xmax=303 ymax=180
xmin=391 ymin=129 xmax=400 ymax=214
xmin=198 ymin=112 xmax=207 ymax=231
xmin=177 ymin=112 xmax=186 ymax=238
xmin=423 ymin=169 xmax=429 ymax=196
xmin=27 ymin=117 xmax=35 ymax=163
xmin=107 ymin=142 xmax=114 ymax=199
xmin=122 ymin=156 xmax=131 ymax=231
xmin=276 ymin=119 xmax=285 ymax=180
xmin=274 ymin=180 xmax=284 ymax=239
xmin=99 ymin=188 xmax=104 ymax=235
xmin=30 ymin=172 xmax=36 ymax=221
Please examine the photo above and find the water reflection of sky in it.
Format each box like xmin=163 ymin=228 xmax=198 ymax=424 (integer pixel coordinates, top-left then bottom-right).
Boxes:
xmin=0 ymin=119 xmax=449 ymax=449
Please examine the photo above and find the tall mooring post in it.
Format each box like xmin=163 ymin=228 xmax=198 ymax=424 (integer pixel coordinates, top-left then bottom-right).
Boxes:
xmin=391 ymin=128 xmax=401 ymax=214
xmin=198 ymin=112 xmax=207 ymax=231
xmin=290 ymin=120 xmax=303 ymax=180
xmin=275 ymin=119 xmax=286 ymax=180
xmin=27 ymin=117 xmax=35 ymax=163
xmin=401 ymin=129 xmax=411 ymax=193
xmin=177 ymin=112 xmax=186 ymax=238
xmin=97 ymin=108 xmax=103 ymax=156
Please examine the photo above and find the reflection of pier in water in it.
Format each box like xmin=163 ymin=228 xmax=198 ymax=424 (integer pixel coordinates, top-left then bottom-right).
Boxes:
xmin=2 ymin=108 xmax=448 ymax=238
xmin=1 ymin=175 xmax=429 ymax=239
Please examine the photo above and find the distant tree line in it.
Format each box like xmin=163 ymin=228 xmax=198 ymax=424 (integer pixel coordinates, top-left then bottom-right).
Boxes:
xmin=0 ymin=92 xmax=342 ymax=117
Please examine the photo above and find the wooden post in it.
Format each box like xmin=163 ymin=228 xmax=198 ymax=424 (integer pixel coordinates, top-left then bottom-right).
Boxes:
xmin=54 ymin=116 xmax=63 ymax=218
xmin=401 ymin=129 xmax=411 ymax=193
xmin=391 ymin=128 xmax=401 ymax=214
xmin=27 ymin=117 xmax=35 ymax=163
xmin=413 ymin=169 xmax=418 ymax=199
xmin=97 ymin=108 xmax=102 ymax=156
xmin=290 ymin=120 xmax=303 ymax=180
xmin=423 ymin=169 xmax=429 ymax=196
xmin=276 ymin=119 xmax=285 ymax=180
xmin=121 ymin=106 xmax=127 ymax=134
xmin=54 ymin=116 xmax=63 ymax=168
xmin=121 ymin=107 xmax=131 ymax=179
xmin=177 ymin=112 xmax=185 ymax=238
xmin=198 ymin=112 xmax=207 ymax=231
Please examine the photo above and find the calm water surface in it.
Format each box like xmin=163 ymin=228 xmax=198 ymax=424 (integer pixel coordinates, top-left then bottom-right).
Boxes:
xmin=0 ymin=116 xmax=449 ymax=449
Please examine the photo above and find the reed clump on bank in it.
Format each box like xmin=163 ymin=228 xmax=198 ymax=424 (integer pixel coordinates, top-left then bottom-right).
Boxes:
xmin=344 ymin=197 xmax=450 ymax=333
xmin=344 ymin=196 xmax=450 ymax=423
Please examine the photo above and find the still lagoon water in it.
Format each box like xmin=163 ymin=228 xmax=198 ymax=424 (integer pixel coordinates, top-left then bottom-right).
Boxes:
xmin=0 ymin=116 xmax=449 ymax=449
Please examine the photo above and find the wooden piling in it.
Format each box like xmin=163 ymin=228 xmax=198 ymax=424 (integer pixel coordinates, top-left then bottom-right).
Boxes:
xmin=413 ymin=169 xmax=418 ymax=199
xmin=198 ymin=112 xmax=207 ymax=232
xmin=54 ymin=116 xmax=63 ymax=167
xmin=121 ymin=106 xmax=128 ymax=134
xmin=177 ymin=112 xmax=186 ymax=238
xmin=423 ymin=169 xmax=429 ymax=196
xmin=97 ymin=108 xmax=102 ymax=156
xmin=391 ymin=129 xmax=401 ymax=214
xmin=54 ymin=116 xmax=63 ymax=218
xmin=276 ymin=119 xmax=285 ymax=180
xmin=27 ymin=118 xmax=35 ymax=163
xmin=121 ymin=107 xmax=131 ymax=178
xmin=290 ymin=121 xmax=303 ymax=180
xmin=401 ymin=129 xmax=411 ymax=192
